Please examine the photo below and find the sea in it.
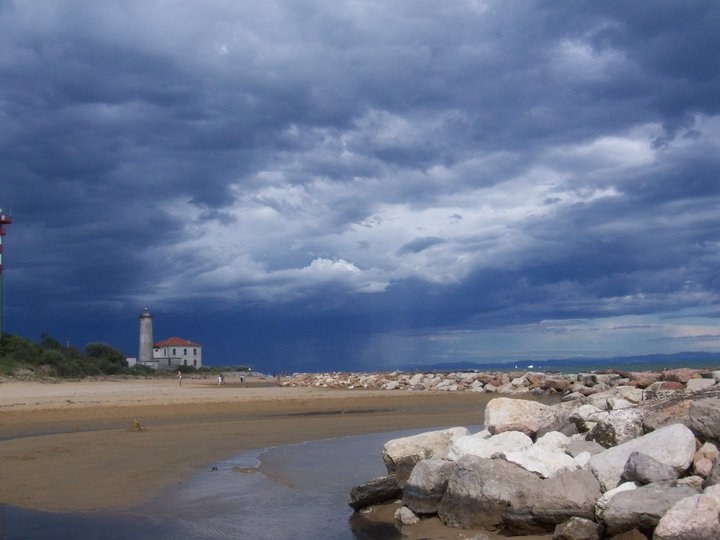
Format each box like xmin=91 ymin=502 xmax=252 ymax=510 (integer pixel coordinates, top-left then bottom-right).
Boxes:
xmin=0 ymin=427 xmax=446 ymax=540
xmin=414 ymin=352 xmax=720 ymax=375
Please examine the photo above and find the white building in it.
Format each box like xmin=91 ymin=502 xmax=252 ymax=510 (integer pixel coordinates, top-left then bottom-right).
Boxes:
xmin=153 ymin=337 xmax=202 ymax=370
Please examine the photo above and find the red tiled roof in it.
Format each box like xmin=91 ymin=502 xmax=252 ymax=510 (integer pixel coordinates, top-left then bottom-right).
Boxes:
xmin=154 ymin=337 xmax=201 ymax=347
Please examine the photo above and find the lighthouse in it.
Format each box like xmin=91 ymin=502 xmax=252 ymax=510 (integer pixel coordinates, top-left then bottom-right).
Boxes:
xmin=138 ymin=307 xmax=154 ymax=368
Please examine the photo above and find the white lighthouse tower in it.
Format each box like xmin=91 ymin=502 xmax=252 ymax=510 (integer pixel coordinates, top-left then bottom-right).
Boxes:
xmin=138 ymin=307 xmax=155 ymax=369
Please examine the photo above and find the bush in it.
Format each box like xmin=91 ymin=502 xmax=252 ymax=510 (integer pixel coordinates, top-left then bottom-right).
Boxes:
xmin=53 ymin=358 xmax=86 ymax=378
xmin=0 ymin=357 xmax=21 ymax=376
xmin=39 ymin=349 xmax=65 ymax=367
xmin=0 ymin=333 xmax=136 ymax=379
xmin=1 ymin=334 xmax=42 ymax=365
xmin=122 ymin=364 xmax=155 ymax=376
xmin=177 ymin=365 xmax=197 ymax=374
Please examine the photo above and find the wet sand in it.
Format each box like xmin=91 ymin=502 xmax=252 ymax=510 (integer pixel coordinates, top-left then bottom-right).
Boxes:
xmin=0 ymin=377 xmax=497 ymax=512
xmin=0 ymin=377 xmax=553 ymax=538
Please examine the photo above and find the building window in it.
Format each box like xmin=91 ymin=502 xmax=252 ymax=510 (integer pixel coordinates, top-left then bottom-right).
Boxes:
xmin=167 ymin=359 xmax=171 ymax=367
xmin=172 ymin=348 xmax=176 ymax=355
xmin=184 ymin=359 xmax=187 ymax=366
xmin=184 ymin=348 xmax=187 ymax=355
xmin=194 ymin=359 xmax=197 ymax=367
xmin=193 ymin=348 xmax=197 ymax=355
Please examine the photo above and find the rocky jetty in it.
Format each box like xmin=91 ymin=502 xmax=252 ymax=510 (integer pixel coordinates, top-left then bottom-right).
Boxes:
xmin=282 ymin=367 xmax=720 ymax=398
xmin=348 ymin=371 xmax=720 ymax=539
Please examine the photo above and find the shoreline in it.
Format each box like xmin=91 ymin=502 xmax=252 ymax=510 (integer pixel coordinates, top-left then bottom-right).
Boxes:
xmin=0 ymin=378 xmax=509 ymax=513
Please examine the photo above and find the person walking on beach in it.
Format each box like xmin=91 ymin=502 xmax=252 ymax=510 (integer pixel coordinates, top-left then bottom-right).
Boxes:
xmin=177 ymin=371 xmax=183 ymax=386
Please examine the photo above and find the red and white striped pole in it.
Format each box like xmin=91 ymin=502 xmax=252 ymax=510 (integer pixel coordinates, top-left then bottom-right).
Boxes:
xmin=0 ymin=209 xmax=12 ymax=337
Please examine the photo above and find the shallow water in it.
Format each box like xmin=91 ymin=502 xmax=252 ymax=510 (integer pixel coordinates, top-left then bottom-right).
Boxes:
xmin=1 ymin=427 xmax=445 ymax=540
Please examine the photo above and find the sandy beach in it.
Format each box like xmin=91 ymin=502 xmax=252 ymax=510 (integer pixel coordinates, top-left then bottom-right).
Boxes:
xmin=1 ymin=376 xmax=562 ymax=539
xmin=0 ymin=376 xmax=501 ymax=515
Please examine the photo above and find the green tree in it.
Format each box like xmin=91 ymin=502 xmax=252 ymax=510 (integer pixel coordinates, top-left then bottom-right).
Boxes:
xmin=0 ymin=334 xmax=42 ymax=365
xmin=39 ymin=349 xmax=65 ymax=367
xmin=85 ymin=342 xmax=127 ymax=375
xmin=40 ymin=331 xmax=63 ymax=350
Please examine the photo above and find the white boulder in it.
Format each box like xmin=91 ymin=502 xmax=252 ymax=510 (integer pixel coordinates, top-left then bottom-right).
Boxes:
xmin=383 ymin=427 xmax=469 ymax=486
xmin=447 ymin=430 xmax=531 ymax=461
xmin=484 ymin=397 xmax=557 ymax=429
xmin=504 ymin=443 xmax=578 ymax=479
xmin=589 ymin=423 xmax=696 ymax=491
xmin=653 ymin=484 xmax=720 ymax=539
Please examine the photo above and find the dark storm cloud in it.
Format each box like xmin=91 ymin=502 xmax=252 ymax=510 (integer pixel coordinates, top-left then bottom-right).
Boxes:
xmin=1 ymin=0 xmax=720 ymax=369
xmin=397 ymin=237 xmax=446 ymax=255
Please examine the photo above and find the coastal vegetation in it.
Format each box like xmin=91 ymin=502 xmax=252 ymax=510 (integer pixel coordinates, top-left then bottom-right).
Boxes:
xmin=0 ymin=332 xmax=151 ymax=378
xmin=0 ymin=332 xmax=253 ymax=379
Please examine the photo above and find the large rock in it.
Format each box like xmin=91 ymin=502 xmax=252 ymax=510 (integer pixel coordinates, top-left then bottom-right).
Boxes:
xmin=383 ymin=427 xmax=469 ymax=486
xmin=653 ymin=484 xmax=720 ymax=539
xmin=702 ymin=458 xmax=720 ymax=488
xmin=536 ymin=430 xmax=572 ymax=450
xmin=595 ymin=481 xmax=638 ymax=521
xmin=628 ymin=371 xmax=662 ymax=388
xmin=565 ymin=439 xmax=606 ymax=458
xmin=595 ymin=373 xmax=623 ymax=385
xmin=553 ymin=516 xmax=602 ymax=540
xmin=695 ymin=441 xmax=719 ymax=462
xmin=689 ymin=398 xmax=720 ymax=441
xmin=607 ymin=398 xmax=635 ymax=410
xmin=614 ymin=386 xmax=647 ymax=404
xmin=602 ymin=482 xmax=699 ymax=536
xmin=496 ymin=382 xmax=523 ymax=394
xmin=662 ymin=368 xmax=700 ymax=384
xmin=586 ymin=387 xmax=644 ymax=410
xmin=503 ymin=432 xmax=578 ymax=479
xmin=537 ymin=420 xmax=579 ymax=439
xmin=544 ymin=376 xmax=572 ymax=392
xmin=536 ymin=401 xmax=581 ymax=437
xmin=642 ymin=399 xmax=692 ymax=432
xmin=562 ymin=391 xmax=587 ymax=403
xmin=503 ymin=445 xmax=577 ymax=479
xmin=614 ymin=530 xmax=654 ymax=540
xmin=583 ymin=383 xmax=611 ymax=398
xmin=402 ymin=458 xmax=456 ymax=515
xmin=490 ymin=421 xmax=538 ymax=437
xmin=504 ymin=469 xmax=602 ymax=534
xmin=484 ymin=397 xmax=558 ymax=432
xmin=577 ymin=373 xmax=598 ymax=386
xmin=437 ymin=456 xmax=541 ymax=530
xmin=686 ymin=378 xmax=716 ymax=392
xmin=587 ymin=407 xmax=645 ymax=448
xmin=447 ymin=430 xmax=532 ymax=461
xmin=678 ymin=475 xmax=704 ymax=490
xmin=589 ymin=423 xmax=696 ymax=491
xmin=621 ymin=452 xmax=678 ymax=484
xmin=348 ymin=474 xmax=401 ymax=510
xmin=693 ymin=457 xmax=713 ymax=478
xmin=394 ymin=506 xmax=420 ymax=526
xmin=568 ymin=404 xmax=604 ymax=432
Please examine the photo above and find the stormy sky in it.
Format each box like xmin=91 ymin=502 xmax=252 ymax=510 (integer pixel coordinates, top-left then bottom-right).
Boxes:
xmin=2 ymin=1 xmax=720 ymax=372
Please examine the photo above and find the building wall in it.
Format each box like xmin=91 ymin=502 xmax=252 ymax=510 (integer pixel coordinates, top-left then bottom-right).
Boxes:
xmin=153 ymin=345 xmax=202 ymax=370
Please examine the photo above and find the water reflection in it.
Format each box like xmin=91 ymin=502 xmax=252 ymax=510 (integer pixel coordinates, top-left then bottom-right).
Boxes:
xmin=2 ymin=428 xmax=437 ymax=539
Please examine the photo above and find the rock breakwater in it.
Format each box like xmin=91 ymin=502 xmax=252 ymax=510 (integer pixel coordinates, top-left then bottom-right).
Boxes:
xmin=283 ymin=367 xmax=720 ymax=398
xmin=348 ymin=369 xmax=720 ymax=539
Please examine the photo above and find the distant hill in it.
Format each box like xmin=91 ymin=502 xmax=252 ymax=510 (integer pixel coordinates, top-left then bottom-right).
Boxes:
xmin=402 ymin=351 xmax=720 ymax=374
